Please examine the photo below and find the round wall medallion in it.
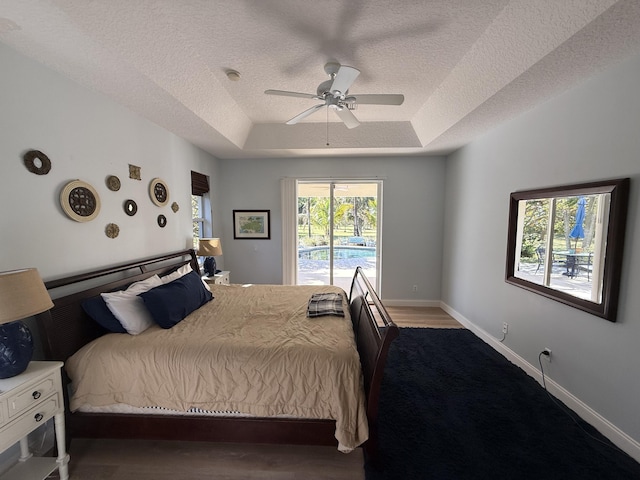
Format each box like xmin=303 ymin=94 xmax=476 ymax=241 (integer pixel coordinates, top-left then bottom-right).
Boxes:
xmin=149 ymin=178 xmax=169 ymax=207
xmin=157 ymin=214 xmax=167 ymax=228
xmin=124 ymin=199 xmax=138 ymax=216
xmin=105 ymin=223 xmax=120 ymax=238
xmin=23 ymin=150 xmax=52 ymax=175
xmin=171 ymin=202 xmax=179 ymax=213
xmin=60 ymin=180 xmax=101 ymax=222
xmin=106 ymin=175 xmax=121 ymax=191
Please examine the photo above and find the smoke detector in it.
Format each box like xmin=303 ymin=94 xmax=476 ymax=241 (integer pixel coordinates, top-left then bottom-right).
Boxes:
xmin=226 ymin=70 xmax=241 ymax=82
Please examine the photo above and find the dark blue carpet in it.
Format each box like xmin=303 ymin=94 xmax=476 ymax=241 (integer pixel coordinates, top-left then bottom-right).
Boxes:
xmin=365 ymin=328 xmax=640 ymax=480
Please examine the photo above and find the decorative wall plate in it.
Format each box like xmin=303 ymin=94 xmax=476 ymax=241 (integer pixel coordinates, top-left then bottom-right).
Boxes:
xmin=157 ymin=214 xmax=167 ymax=228
xmin=106 ymin=175 xmax=121 ymax=191
xmin=171 ymin=202 xmax=179 ymax=213
xmin=105 ymin=223 xmax=120 ymax=238
xmin=129 ymin=164 xmax=141 ymax=181
xmin=149 ymin=178 xmax=170 ymax=207
xmin=23 ymin=150 xmax=52 ymax=175
xmin=60 ymin=180 xmax=101 ymax=222
xmin=124 ymin=199 xmax=137 ymax=216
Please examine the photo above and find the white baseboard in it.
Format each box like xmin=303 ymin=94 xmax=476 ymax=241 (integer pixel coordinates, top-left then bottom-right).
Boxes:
xmin=381 ymin=299 xmax=441 ymax=307
xmin=440 ymin=301 xmax=640 ymax=463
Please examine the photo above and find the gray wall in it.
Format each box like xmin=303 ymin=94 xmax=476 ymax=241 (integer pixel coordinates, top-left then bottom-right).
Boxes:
xmin=442 ymin=52 xmax=640 ymax=446
xmin=0 ymin=41 xmax=219 ymax=470
xmin=217 ymin=156 xmax=446 ymax=301
xmin=0 ymin=41 xmax=446 ymax=305
xmin=0 ymin=42 xmax=220 ymax=280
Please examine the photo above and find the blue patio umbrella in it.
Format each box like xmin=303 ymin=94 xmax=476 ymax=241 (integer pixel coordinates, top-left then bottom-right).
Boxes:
xmin=569 ymin=196 xmax=586 ymax=248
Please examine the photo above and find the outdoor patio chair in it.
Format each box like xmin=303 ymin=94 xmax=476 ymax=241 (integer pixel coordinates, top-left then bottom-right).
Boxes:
xmin=536 ymin=246 xmax=566 ymax=274
xmin=535 ymin=246 xmax=546 ymax=274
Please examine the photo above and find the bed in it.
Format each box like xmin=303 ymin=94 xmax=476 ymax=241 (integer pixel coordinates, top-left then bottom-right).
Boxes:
xmin=35 ymin=249 xmax=398 ymax=459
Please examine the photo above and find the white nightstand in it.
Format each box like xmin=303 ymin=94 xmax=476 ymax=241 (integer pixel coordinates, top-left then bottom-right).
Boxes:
xmin=0 ymin=361 xmax=69 ymax=480
xmin=204 ymin=271 xmax=230 ymax=285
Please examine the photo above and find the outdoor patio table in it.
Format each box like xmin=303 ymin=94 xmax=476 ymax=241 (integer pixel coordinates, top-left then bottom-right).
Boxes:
xmin=555 ymin=251 xmax=593 ymax=279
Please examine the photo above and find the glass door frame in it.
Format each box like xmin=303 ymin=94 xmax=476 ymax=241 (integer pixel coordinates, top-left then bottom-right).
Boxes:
xmin=294 ymin=178 xmax=382 ymax=292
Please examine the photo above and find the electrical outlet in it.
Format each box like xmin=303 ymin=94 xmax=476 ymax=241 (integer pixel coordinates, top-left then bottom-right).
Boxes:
xmin=412 ymin=285 xmax=418 ymax=292
xmin=502 ymin=322 xmax=509 ymax=334
xmin=542 ymin=348 xmax=552 ymax=361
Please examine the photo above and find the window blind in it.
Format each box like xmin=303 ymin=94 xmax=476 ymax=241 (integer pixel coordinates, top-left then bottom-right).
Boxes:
xmin=191 ymin=171 xmax=209 ymax=196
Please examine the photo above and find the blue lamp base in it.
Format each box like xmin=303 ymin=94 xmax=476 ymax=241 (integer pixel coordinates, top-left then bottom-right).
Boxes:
xmin=0 ymin=320 xmax=34 ymax=379
xmin=203 ymin=257 xmax=218 ymax=277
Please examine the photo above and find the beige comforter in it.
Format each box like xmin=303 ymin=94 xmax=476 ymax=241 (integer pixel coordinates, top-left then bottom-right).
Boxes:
xmin=66 ymin=284 xmax=368 ymax=452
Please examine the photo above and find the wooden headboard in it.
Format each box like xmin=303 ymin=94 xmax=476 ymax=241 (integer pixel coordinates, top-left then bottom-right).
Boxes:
xmin=36 ymin=249 xmax=198 ymax=363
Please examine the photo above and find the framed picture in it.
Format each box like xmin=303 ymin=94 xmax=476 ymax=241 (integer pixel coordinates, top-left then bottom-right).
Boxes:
xmin=233 ymin=210 xmax=271 ymax=239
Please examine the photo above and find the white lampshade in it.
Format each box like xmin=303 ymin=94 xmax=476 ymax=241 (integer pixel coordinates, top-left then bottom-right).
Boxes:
xmin=0 ymin=269 xmax=54 ymax=324
xmin=197 ymin=238 xmax=223 ymax=257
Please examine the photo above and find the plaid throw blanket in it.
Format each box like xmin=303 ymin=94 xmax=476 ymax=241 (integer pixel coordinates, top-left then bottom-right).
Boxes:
xmin=307 ymin=292 xmax=345 ymax=318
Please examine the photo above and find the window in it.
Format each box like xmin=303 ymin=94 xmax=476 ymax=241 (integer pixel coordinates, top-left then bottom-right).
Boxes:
xmin=513 ymin=194 xmax=605 ymax=302
xmin=191 ymin=171 xmax=210 ymax=248
xmin=192 ymin=195 xmax=204 ymax=247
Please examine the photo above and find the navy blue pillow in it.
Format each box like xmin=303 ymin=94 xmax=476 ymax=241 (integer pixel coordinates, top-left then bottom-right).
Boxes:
xmin=140 ymin=270 xmax=213 ymax=328
xmin=81 ymin=295 xmax=127 ymax=333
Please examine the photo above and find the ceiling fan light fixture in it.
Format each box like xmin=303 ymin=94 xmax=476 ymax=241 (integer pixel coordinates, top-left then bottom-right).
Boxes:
xmin=265 ymin=62 xmax=404 ymax=128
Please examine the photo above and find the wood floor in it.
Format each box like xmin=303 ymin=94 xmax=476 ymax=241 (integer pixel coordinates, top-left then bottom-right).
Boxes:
xmin=385 ymin=305 xmax=463 ymax=329
xmin=50 ymin=439 xmax=363 ymax=480
xmin=46 ymin=307 xmax=459 ymax=480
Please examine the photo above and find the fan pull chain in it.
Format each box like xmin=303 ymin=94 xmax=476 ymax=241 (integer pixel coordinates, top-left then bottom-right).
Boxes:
xmin=326 ymin=107 xmax=330 ymax=146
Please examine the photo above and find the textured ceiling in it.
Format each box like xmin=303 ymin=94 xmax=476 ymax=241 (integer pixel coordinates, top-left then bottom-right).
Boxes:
xmin=1 ymin=0 xmax=640 ymax=159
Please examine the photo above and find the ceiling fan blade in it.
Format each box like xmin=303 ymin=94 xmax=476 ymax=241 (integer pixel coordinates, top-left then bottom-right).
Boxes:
xmin=330 ymin=66 xmax=360 ymax=96
xmin=350 ymin=94 xmax=405 ymax=105
xmin=286 ymin=104 xmax=325 ymax=125
xmin=265 ymin=89 xmax=318 ymax=100
xmin=335 ymin=107 xmax=360 ymax=129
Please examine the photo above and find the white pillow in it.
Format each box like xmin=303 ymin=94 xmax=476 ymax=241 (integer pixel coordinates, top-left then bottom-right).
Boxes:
xmin=161 ymin=263 xmax=211 ymax=292
xmin=101 ymin=275 xmax=163 ymax=335
xmin=160 ymin=263 xmax=192 ymax=284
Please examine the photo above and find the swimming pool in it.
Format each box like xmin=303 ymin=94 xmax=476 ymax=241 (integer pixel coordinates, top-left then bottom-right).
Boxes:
xmin=298 ymin=246 xmax=376 ymax=261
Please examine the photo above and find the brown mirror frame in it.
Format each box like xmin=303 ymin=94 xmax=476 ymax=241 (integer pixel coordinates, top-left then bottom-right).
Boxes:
xmin=505 ymin=178 xmax=630 ymax=322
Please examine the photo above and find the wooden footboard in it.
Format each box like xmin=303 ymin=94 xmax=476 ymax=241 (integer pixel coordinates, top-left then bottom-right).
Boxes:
xmin=35 ymin=251 xmax=398 ymax=459
xmin=349 ymin=266 xmax=400 ymax=459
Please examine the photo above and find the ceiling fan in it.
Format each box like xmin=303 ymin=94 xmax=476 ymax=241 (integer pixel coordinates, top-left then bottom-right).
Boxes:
xmin=265 ymin=62 xmax=404 ymax=129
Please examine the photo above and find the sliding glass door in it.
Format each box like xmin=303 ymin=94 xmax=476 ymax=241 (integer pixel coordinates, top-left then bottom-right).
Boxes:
xmin=296 ymin=181 xmax=381 ymax=292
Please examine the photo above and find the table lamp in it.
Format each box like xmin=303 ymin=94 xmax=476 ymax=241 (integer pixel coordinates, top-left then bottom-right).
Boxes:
xmin=0 ymin=268 xmax=53 ymax=378
xmin=197 ymin=238 xmax=223 ymax=277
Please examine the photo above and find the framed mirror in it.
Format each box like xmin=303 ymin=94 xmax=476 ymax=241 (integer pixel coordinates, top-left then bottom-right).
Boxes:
xmin=505 ymin=178 xmax=630 ymax=321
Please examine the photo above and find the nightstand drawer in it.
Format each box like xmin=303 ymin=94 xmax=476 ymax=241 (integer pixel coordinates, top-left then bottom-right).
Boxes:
xmin=0 ymin=393 xmax=59 ymax=452
xmin=7 ymin=373 xmax=57 ymax=419
xmin=213 ymin=271 xmax=230 ymax=284
xmin=203 ymin=271 xmax=231 ymax=285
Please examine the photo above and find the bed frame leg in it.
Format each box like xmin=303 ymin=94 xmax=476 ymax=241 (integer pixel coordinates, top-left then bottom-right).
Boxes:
xmin=363 ymin=438 xmax=382 ymax=470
